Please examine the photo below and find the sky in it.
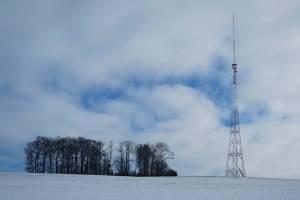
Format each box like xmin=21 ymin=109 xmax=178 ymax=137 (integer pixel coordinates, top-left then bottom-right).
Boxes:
xmin=1 ymin=0 xmax=300 ymax=178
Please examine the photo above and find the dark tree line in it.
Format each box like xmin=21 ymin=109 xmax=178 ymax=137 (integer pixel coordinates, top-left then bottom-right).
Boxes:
xmin=25 ymin=136 xmax=177 ymax=176
xmin=134 ymin=142 xmax=175 ymax=176
xmin=25 ymin=136 xmax=113 ymax=175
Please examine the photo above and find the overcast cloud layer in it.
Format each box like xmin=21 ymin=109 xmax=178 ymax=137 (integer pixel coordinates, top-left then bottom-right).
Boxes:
xmin=1 ymin=0 xmax=300 ymax=178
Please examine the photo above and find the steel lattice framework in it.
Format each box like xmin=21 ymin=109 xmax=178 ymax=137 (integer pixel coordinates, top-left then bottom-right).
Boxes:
xmin=225 ymin=14 xmax=246 ymax=177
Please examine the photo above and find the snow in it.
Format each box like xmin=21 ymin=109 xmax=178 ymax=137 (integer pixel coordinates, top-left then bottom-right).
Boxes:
xmin=0 ymin=173 xmax=300 ymax=200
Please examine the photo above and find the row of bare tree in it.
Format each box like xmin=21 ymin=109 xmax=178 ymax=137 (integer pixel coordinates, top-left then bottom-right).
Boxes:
xmin=25 ymin=136 xmax=177 ymax=176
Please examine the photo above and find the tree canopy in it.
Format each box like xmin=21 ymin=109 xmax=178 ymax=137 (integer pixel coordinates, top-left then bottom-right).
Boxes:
xmin=25 ymin=136 xmax=177 ymax=176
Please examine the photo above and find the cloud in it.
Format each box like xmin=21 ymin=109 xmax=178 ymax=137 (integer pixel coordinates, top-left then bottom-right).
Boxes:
xmin=1 ymin=0 xmax=300 ymax=178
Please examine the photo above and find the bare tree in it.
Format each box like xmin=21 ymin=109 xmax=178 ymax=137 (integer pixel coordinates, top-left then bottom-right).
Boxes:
xmin=124 ymin=141 xmax=134 ymax=176
xmin=103 ymin=141 xmax=113 ymax=175
xmin=154 ymin=142 xmax=174 ymax=176
xmin=114 ymin=142 xmax=125 ymax=175
xmin=135 ymin=144 xmax=152 ymax=176
xmin=25 ymin=137 xmax=176 ymax=176
xmin=24 ymin=141 xmax=35 ymax=173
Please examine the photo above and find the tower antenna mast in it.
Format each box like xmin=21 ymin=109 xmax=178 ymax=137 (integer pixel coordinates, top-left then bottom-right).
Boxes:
xmin=233 ymin=13 xmax=236 ymax=64
xmin=225 ymin=14 xmax=246 ymax=177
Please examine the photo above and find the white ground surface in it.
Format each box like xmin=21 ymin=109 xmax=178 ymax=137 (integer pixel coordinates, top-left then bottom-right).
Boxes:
xmin=0 ymin=173 xmax=300 ymax=200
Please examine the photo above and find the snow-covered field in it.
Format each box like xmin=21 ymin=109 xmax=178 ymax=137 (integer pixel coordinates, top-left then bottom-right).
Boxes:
xmin=0 ymin=173 xmax=300 ymax=200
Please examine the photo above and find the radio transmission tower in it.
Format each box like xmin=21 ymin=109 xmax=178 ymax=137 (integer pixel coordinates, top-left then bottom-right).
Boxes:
xmin=225 ymin=14 xmax=246 ymax=177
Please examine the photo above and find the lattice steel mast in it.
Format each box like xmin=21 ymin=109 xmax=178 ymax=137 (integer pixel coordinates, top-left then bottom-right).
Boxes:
xmin=225 ymin=14 xmax=246 ymax=177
